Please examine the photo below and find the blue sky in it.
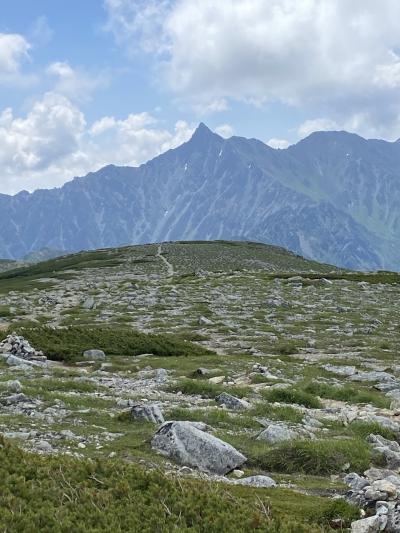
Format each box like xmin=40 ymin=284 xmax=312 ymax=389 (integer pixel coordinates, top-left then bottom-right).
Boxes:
xmin=1 ymin=0 xmax=400 ymax=194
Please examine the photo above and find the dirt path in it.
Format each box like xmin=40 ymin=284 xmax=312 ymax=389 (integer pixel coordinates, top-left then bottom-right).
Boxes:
xmin=156 ymin=244 xmax=174 ymax=277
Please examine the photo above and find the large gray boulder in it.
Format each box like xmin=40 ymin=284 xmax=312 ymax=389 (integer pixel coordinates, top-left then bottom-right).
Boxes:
xmin=151 ymin=421 xmax=246 ymax=474
xmin=131 ymin=404 xmax=164 ymax=424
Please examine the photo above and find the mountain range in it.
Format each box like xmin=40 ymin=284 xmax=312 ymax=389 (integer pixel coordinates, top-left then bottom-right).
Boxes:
xmin=1 ymin=122 xmax=400 ymax=270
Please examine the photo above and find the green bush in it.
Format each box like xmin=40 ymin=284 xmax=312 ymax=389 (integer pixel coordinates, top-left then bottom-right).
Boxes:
xmin=248 ymin=402 xmax=304 ymax=423
xmin=247 ymin=438 xmax=371 ymax=475
xmin=275 ymin=342 xmax=298 ymax=355
xmin=345 ymin=420 xmax=397 ymax=441
xmin=303 ymin=381 xmax=390 ymax=409
xmin=262 ymin=387 xmax=322 ymax=409
xmin=8 ymin=326 xmax=213 ymax=362
xmin=0 ymin=436 xmax=345 ymax=532
xmin=167 ymin=378 xmax=251 ymax=399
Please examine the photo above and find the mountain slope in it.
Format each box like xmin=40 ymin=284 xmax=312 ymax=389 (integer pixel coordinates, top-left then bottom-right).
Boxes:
xmin=0 ymin=123 xmax=400 ymax=269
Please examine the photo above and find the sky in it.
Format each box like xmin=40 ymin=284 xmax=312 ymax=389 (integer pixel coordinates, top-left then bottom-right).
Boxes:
xmin=2 ymin=0 xmax=400 ymax=194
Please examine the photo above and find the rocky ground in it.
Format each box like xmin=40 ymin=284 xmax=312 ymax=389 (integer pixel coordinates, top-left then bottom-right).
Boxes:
xmin=1 ymin=241 xmax=400 ymax=531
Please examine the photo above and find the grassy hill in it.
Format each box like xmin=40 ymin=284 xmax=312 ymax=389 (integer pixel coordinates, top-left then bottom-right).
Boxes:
xmin=0 ymin=240 xmax=399 ymax=531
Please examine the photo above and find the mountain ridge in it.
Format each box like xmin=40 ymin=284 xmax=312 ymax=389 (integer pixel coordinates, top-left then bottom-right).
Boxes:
xmin=0 ymin=123 xmax=400 ymax=270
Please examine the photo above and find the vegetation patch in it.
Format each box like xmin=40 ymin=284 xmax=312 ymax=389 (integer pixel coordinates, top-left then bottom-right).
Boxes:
xmin=303 ymin=381 xmax=390 ymax=409
xmin=166 ymin=378 xmax=251 ymax=399
xmin=262 ymin=387 xmax=322 ymax=409
xmin=0 ymin=436 xmax=358 ymax=532
xmin=239 ymin=438 xmax=371 ymax=476
xmin=9 ymin=326 xmax=213 ymax=362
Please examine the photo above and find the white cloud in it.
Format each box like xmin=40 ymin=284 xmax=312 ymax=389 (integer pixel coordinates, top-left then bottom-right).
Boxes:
xmin=104 ymin=0 xmax=400 ymax=138
xmin=0 ymin=32 xmax=35 ymax=87
xmin=0 ymin=92 xmax=86 ymax=174
xmin=47 ymin=61 xmax=109 ymax=101
xmin=0 ymin=92 xmax=194 ymax=194
xmin=0 ymin=33 xmax=30 ymax=73
xmin=266 ymin=138 xmax=290 ymax=149
xmin=215 ymin=124 xmax=234 ymax=138
xmin=297 ymin=118 xmax=340 ymax=138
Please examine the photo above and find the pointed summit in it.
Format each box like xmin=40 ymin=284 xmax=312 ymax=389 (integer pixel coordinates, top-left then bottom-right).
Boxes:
xmin=190 ymin=122 xmax=217 ymax=142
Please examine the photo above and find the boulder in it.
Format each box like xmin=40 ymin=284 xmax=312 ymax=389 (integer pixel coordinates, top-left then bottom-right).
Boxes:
xmin=131 ymin=404 xmax=164 ymax=424
xmin=82 ymin=297 xmax=96 ymax=310
xmin=351 ymin=514 xmax=386 ymax=532
xmin=209 ymin=376 xmax=225 ymax=384
xmin=198 ymin=316 xmax=213 ymax=326
xmin=367 ymin=434 xmax=400 ymax=470
xmin=151 ymin=421 xmax=246 ymax=474
xmin=6 ymin=380 xmax=22 ymax=393
xmin=235 ymin=475 xmax=276 ymax=488
xmin=215 ymin=392 xmax=250 ymax=411
xmin=257 ymin=423 xmax=298 ymax=444
xmin=83 ymin=349 xmax=106 ymax=361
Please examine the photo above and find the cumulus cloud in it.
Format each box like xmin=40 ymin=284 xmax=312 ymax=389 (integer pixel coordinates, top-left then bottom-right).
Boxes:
xmin=0 ymin=33 xmax=30 ymax=73
xmin=215 ymin=124 xmax=234 ymax=138
xmin=47 ymin=61 xmax=109 ymax=101
xmin=266 ymin=138 xmax=290 ymax=149
xmin=0 ymin=92 xmax=194 ymax=194
xmin=0 ymin=32 xmax=35 ymax=86
xmin=104 ymin=0 xmax=400 ymax=138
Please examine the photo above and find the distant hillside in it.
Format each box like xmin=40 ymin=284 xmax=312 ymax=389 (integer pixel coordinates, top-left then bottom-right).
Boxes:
xmin=0 ymin=240 xmax=340 ymax=291
xmin=1 ymin=124 xmax=400 ymax=269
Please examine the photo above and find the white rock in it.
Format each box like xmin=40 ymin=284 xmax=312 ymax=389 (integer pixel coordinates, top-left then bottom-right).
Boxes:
xmin=151 ymin=421 xmax=246 ymax=475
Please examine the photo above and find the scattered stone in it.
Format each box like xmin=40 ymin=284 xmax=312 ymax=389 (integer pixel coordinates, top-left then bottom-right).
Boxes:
xmin=208 ymin=376 xmax=225 ymax=384
xmin=215 ymin=392 xmax=250 ymax=411
xmin=131 ymin=404 xmax=164 ymax=424
xmin=234 ymin=475 xmax=276 ymax=488
xmin=0 ymin=333 xmax=45 ymax=361
xmin=257 ymin=423 xmax=299 ymax=444
xmin=6 ymin=379 xmax=22 ymax=393
xmin=37 ymin=440 xmax=53 ymax=452
xmin=155 ymin=368 xmax=168 ymax=383
xmin=82 ymin=297 xmax=96 ymax=310
xmin=351 ymin=514 xmax=386 ymax=532
xmin=323 ymin=364 xmax=357 ymax=376
xmin=1 ymin=393 xmax=27 ymax=405
xmin=151 ymin=421 xmax=246 ymax=474
xmin=198 ymin=316 xmax=213 ymax=326
xmin=367 ymin=434 xmax=400 ymax=470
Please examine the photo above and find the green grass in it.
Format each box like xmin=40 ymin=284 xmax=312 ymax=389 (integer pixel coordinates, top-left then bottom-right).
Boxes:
xmin=262 ymin=387 xmax=322 ymax=409
xmin=0 ymin=436 xmax=358 ymax=532
xmin=7 ymin=326 xmax=214 ymax=362
xmin=227 ymin=436 xmax=371 ymax=476
xmin=341 ymin=420 xmax=398 ymax=441
xmin=303 ymin=381 xmax=390 ymax=409
xmin=248 ymin=402 xmax=304 ymax=423
xmin=166 ymin=407 xmax=261 ymax=430
xmin=166 ymin=378 xmax=251 ymax=399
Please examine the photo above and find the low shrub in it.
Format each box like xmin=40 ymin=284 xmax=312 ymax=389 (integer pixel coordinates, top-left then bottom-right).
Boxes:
xmin=246 ymin=438 xmax=371 ymax=475
xmin=0 ymin=436 xmax=353 ymax=532
xmin=303 ymin=381 xmax=390 ymax=409
xmin=166 ymin=378 xmax=251 ymax=399
xmin=262 ymin=387 xmax=322 ymax=409
xmin=248 ymin=402 xmax=304 ymax=423
xmin=7 ymin=326 xmax=213 ymax=362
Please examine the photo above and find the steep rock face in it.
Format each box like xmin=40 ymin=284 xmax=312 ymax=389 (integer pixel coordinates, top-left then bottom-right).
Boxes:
xmin=1 ymin=123 xmax=400 ymax=269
